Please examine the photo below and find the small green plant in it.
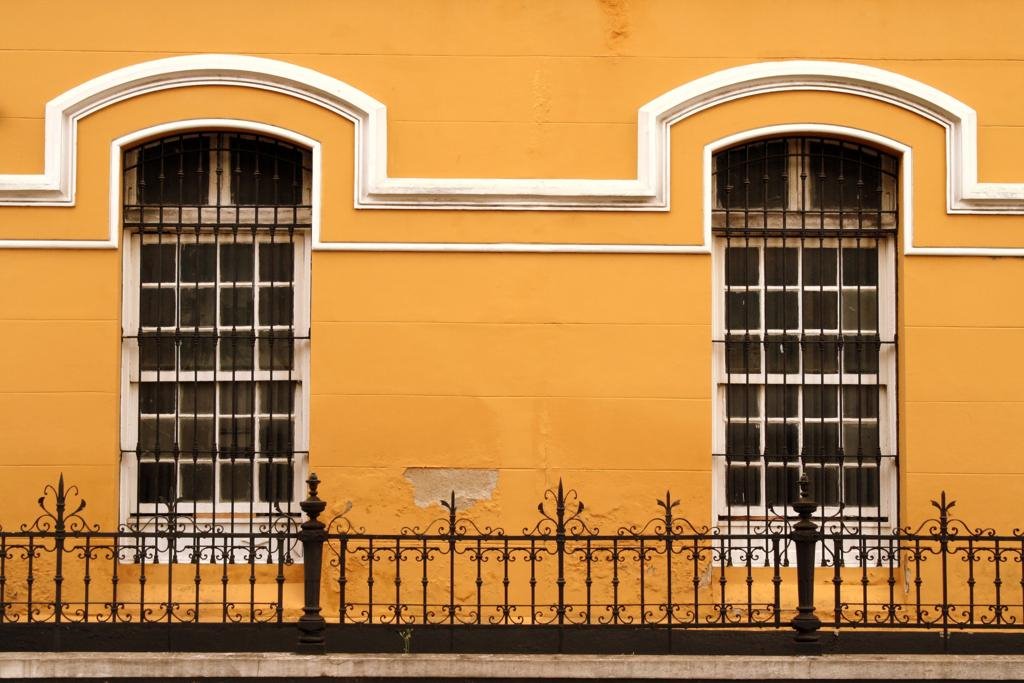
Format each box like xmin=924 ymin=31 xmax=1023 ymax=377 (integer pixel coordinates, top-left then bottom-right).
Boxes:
xmin=398 ymin=628 xmax=414 ymax=654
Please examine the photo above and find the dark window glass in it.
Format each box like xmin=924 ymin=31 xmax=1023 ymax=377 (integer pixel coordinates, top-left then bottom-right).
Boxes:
xmin=230 ymin=137 xmax=303 ymax=205
xmin=260 ymin=462 xmax=294 ymax=503
xmin=726 ymin=335 xmax=761 ymax=374
xmin=765 ymin=385 xmax=798 ymax=417
xmin=141 ymin=244 xmax=176 ymax=283
xmin=765 ymin=248 xmax=798 ymax=286
xmin=765 ymin=335 xmax=799 ymax=374
xmin=802 ymin=248 xmax=837 ymax=286
xmin=726 ymin=292 xmax=760 ymax=330
xmin=725 ymin=247 xmax=759 ymax=286
xmin=842 ymin=248 xmax=878 ymax=286
xmin=808 ymin=141 xmax=883 ymax=211
xmin=138 ymin=462 xmax=176 ymax=503
xmin=843 ymin=467 xmax=880 ymax=506
xmin=715 ymin=140 xmax=787 ymax=210
xmin=726 ymin=423 xmax=760 ymax=457
xmin=259 ymin=243 xmax=294 ymax=282
xmin=726 ymin=385 xmax=759 ymax=418
xmin=139 ymin=136 xmax=209 ymax=206
xmin=766 ymin=466 xmax=800 ymax=507
xmin=219 ymin=462 xmax=253 ymax=502
xmin=726 ymin=465 xmax=761 ymax=506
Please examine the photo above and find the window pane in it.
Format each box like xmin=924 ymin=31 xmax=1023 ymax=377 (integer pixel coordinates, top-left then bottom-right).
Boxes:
xmin=179 ymin=463 xmax=214 ymax=502
xmin=843 ymin=335 xmax=879 ymax=374
xmin=842 ymin=248 xmax=878 ymax=286
xmin=230 ymin=137 xmax=303 ymax=206
xmin=180 ymin=382 xmax=215 ymax=414
xmin=259 ymin=462 xmax=294 ymax=503
xmin=726 ymin=423 xmax=759 ymax=456
xmin=141 ymin=244 xmax=176 ymax=283
xmin=219 ymin=382 xmax=255 ymax=414
xmin=219 ymin=462 xmax=253 ymax=502
xmin=715 ymin=140 xmax=787 ymax=210
xmin=139 ymin=136 xmax=209 ymax=206
xmin=765 ymin=385 xmax=798 ymax=417
xmin=726 ymin=465 xmax=761 ymax=506
xmin=765 ymin=248 xmax=798 ymax=286
xmin=802 ymin=291 xmax=838 ymax=330
xmin=138 ymin=462 xmax=176 ymax=504
xmin=179 ymin=417 xmax=214 ymax=455
xmin=180 ymin=244 xmax=215 ymax=283
xmin=802 ymin=336 xmax=839 ymax=374
xmin=765 ymin=423 xmax=799 ymax=457
xmin=139 ymin=333 xmax=176 ymax=371
xmin=807 ymin=141 xmax=883 ymax=212
xmin=803 ymin=386 xmax=838 ymax=418
xmin=841 ymin=290 xmax=878 ymax=331
xmin=805 ymin=466 xmax=841 ymax=506
xmin=766 ymin=465 xmax=800 ymax=507
xmin=140 ymin=383 xmax=175 ymax=414
xmin=259 ymin=418 xmax=294 ymax=456
xmin=725 ymin=247 xmax=758 ymax=286
xmin=259 ymin=286 xmax=294 ymax=326
xmin=843 ymin=423 xmax=880 ymax=456
xmin=765 ymin=291 xmax=798 ymax=330
xmin=726 ymin=292 xmax=760 ymax=330
xmin=726 ymin=335 xmax=761 ymax=374
xmin=803 ymin=423 xmax=840 ymax=456
xmin=220 ymin=332 xmax=256 ymax=371
xmin=843 ymin=467 xmax=880 ymax=507
xmin=220 ymin=243 xmax=254 ymax=282
xmin=842 ymin=386 xmax=879 ymax=418
xmin=260 ymin=381 xmax=295 ymax=414
xmin=180 ymin=287 xmax=216 ymax=327
xmin=765 ymin=335 xmax=799 ymax=374
xmin=180 ymin=335 xmax=216 ymax=371
xmin=219 ymin=416 xmax=255 ymax=456
xmin=802 ymin=248 xmax=837 ymax=286
xmin=139 ymin=417 xmax=175 ymax=454
xmin=726 ymin=385 xmax=758 ymax=418
xmin=259 ymin=332 xmax=294 ymax=371
xmin=259 ymin=243 xmax=294 ymax=282
xmin=220 ymin=288 xmax=255 ymax=327
xmin=140 ymin=289 xmax=175 ymax=327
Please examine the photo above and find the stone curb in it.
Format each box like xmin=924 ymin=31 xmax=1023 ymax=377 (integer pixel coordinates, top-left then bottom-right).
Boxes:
xmin=3 ymin=653 xmax=1024 ymax=679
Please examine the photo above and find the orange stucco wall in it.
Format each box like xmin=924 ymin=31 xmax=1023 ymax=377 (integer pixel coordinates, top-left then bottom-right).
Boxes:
xmin=1 ymin=0 xmax=1024 ymax=539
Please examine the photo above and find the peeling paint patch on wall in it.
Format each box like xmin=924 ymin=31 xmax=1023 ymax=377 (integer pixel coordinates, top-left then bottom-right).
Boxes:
xmin=403 ymin=468 xmax=499 ymax=509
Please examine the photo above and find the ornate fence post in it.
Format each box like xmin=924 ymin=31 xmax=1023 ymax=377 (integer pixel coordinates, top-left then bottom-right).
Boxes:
xmin=554 ymin=480 xmax=567 ymax=626
xmin=791 ymin=473 xmax=822 ymax=652
xmin=297 ymin=473 xmax=327 ymax=654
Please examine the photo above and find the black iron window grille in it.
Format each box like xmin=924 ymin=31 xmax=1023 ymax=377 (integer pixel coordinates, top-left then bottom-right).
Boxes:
xmin=712 ymin=137 xmax=899 ymax=533
xmin=120 ymin=132 xmax=312 ymax=541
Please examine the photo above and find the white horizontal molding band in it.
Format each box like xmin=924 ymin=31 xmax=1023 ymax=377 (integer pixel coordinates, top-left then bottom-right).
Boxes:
xmin=2 ymin=54 xmax=1023 ymax=254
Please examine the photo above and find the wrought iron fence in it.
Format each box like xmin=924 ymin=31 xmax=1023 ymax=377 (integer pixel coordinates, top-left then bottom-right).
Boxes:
xmin=1 ymin=472 xmax=1022 ymax=654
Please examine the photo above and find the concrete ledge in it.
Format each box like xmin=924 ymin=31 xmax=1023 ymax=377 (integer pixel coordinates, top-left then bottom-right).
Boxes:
xmin=3 ymin=653 xmax=1024 ymax=680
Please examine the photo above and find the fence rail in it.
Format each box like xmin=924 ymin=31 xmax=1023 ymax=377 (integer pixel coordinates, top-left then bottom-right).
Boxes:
xmin=1 ymin=473 xmax=1022 ymax=654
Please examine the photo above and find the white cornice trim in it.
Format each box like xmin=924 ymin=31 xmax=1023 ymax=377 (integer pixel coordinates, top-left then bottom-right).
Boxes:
xmin=2 ymin=55 xmax=1024 ymax=254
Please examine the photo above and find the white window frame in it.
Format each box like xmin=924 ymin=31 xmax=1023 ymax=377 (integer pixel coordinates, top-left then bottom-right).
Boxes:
xmin=707 ymin=127 xmax=907 ymax=533
xmin=117 ymin=129 xmax=313 ymax=527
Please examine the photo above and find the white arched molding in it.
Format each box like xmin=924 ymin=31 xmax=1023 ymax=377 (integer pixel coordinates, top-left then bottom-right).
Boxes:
xmin=2 ymin=55 xmax=1024 ymax=254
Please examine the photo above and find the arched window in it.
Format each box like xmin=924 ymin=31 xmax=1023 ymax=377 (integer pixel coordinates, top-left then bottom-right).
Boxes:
xmin=120 ymin=131 xmax=312 ymax=527
xmin=711 ymin=136 xmax=898 ymax=528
